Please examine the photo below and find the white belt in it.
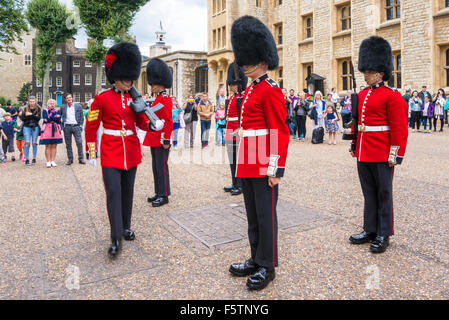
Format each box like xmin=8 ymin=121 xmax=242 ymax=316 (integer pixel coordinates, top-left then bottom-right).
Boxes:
xmin=227 ymin=117 xmax=239 ymax=122
xmin=358 ymin=125 xmax=390 ymax=132
xmin=242 ymin=129 xmax=269 ymax=137
xmin=103 ymin=128 xmax=134 ymax=137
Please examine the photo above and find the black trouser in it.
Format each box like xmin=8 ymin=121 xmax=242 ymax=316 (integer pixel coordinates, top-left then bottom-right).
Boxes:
xmin=63 ymin=124 xmax=84 ymax=161
xmin=151 ymin=146 xmax=171 ymax=197
xmin=102 ymin=166 xmax=137 ymax=241
xmin=295 ymin=115 xmax=307 ymax=139
xmin=411 ymin=111 xmax=421 ymax=130
xmin=2 ymin=137 xmax=14 ymax=154
xmin=433 ymin=116 xmax=444 ymax=131
xmin=225 ymin=141 xmax=243 ymax=189
xmin=242 ymin=177 xmax=279 ymax=268
xmin=357 ymin=162 xmax=395 ymax=237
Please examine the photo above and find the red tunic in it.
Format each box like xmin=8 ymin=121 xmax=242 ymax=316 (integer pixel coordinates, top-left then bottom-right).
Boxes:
xmin=236 ymin=74 xmax=290 ymax=178
xmin=85 ymin=88 xmax=150 ymax=170
xmin=355 ymin=84 xmax=409 ymax=163
xmin=143 ymin=91 xmax=173 ymax=147
xmin=224 ymin=93 xmax=242 ymax=142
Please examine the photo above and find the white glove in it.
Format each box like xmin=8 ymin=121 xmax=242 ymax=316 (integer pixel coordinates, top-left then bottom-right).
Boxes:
xmin=155 ymin=119 xmax=165 ymax=131
xmin=88 ymin=158 xmax=97 ymax=167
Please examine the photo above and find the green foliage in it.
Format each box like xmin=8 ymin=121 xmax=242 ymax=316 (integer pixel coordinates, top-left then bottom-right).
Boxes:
xmin=0 ymin=0 xmax=29 ymax=54
xmin=17 ymin=82 xmax=32 ymax=104
xmin=85 ymin=40 xmax=108 ymax=65
xmin=26 ymin=0 xmax=78 ymax=81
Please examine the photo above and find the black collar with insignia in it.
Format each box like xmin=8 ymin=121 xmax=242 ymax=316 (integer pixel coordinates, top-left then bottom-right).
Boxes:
xmin=369 ymin=82 xmax=384 ymax=90
xmin=252 ymin=74 xmax=269 ymax=86
xmin=157 ymin=90 xmax=167 ymax=97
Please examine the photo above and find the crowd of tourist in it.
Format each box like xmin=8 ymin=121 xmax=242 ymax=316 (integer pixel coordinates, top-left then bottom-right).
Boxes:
xmin=1 ymin=83 xmax=448 ymax=165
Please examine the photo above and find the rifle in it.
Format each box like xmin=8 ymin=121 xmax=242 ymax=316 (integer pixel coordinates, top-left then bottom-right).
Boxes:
xmin=342 ymin=61 xmax=359 ymax=153
xmin=129 ymin=87 xmax=165 ymax=131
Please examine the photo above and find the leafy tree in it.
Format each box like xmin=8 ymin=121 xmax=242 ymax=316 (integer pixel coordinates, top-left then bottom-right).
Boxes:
xmin=0 ymin=0 xmax=28 ymax=54
xmin=74 ymin=0 xmax=151 ymax=93
xmin=17 ymin=82 xmax=33 ymax=104
xmin=26 ymin=0 xmax=78 ymax=105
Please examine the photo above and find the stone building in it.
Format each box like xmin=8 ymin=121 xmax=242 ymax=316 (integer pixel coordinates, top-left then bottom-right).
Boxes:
xmin=32 ymin=38 xmax=110 ymax=107
xmin=0 ymin=29 xmax=36 ymax=103
xmin=136 ymin=26 xmax=208 ymax=104
xmin=207 ymin=0 xmax=449 ymax=96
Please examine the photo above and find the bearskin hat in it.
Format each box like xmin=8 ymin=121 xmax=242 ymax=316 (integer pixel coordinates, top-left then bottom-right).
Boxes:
xmin=231 ymin=15 xmax=279 ymax=70
xmin=358 ymin=36 xmax=393 ymax=81
xmin=146 ymin=58 xmax=173 ymax=89
xmin=105 ymin=42 xmax=142 ymax=84
xmin=227 ymin=62 xmax=248 ymax=88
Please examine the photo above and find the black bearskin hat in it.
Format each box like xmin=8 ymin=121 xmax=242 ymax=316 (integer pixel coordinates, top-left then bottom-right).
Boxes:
xmin=231 ymin=15 xmax=279 ymax=70
xmin=146 ymin=58 xmax=173 ymax=89
xmin=227 ymin=62 xmax=248 ymax=88
xmin=358 ymin=36 xmax=393 ymax=81
xmin=105 ymin=42 xmax=142 ymax=84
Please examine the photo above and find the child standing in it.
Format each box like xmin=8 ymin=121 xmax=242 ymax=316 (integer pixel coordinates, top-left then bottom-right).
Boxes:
xmin=172 ymin=99 xmax=182 ymax=148
xmin=215 ymin=102 xmax=226 ymax=146
xmin=325 ymin=105 xmax=339 ymax=145
xmin=13 ymin=120 xmax=25 ymax=161
xmin=1 ymin=113 xmax=16 ymax=162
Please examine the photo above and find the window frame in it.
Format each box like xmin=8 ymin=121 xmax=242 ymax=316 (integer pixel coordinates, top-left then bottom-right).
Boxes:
xmin=388 ymin=52 xmax=402 ymax=89
xmin=85 ymin=73 xmax=92 ymax=86
xmin=73 ymin=60 xmax=80 ymax=68
xmin=73 ymin=74 xmax=80 ymax=86
xmin=385 ymin=0 xmax=400 ymax=21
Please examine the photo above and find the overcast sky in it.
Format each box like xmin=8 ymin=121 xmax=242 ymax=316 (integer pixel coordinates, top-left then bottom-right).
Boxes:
xmin=58 ymin=0 xmax=208 ymax=56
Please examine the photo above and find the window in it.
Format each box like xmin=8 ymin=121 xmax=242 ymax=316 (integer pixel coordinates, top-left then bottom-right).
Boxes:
xmin=340 ymin=6 xmax=351 ymax=31
xmin=85 ymin=61 xmax=92 ymax=68
xmin=222 ymin=27 xmax=226 ymax=48
xmin=85 ymin=92 xmax=93 ymax=102
xmin=278 ymin=67 xmax=284 ymax=89
xmin=73 ymin=74 xmax=80 ymax=85
xmin=446 ymin=0 xmax=449 ymax=7
xmin=304 ymin=15 xmax=313 ymax=39
xmin=217 ymin=28 xmax=222 ymax=48
xmin=102 ymin=73 xmax=107 ymax=86
xmin=274 ymin=0 xmax=282 ymax=7
xmin=48 ymin=77 xmax=52 ymax=87
xmin=213 ymin=30 xmax=217 ymax=49
xmin=385 ymin=0 xmax=400 ymax=20
xmin=339 ymin=59 xmax=352 ymax=91
xmin=445 ymin=49 xmax=449 ymax=86
xmin=56 ymin=77 xmax=62 ymax=87
xmin=301 ymin=63 xmax=313 ymax=89
xmin=56 ymin=48 xmax=62 ymax=55
xmin=388 ymin=52 xmax=401 ymax=88
xmin=24 ymin=55 xmax=31 ymax=66
xmin=55 ymin=62 xmax=62 ymax=71
xmin=256 ymin=0 xmax=262 ymax=7
xmin=36 ymin=92 xmax=42 ymax=103
xmin=73 ymin=92 xmax=81 ymax=103
xmin=85 ymin=74 xmax=92 ymax=86
xmin=275 ymin=24 xmax=283 ymax=45
xmin=195 ymin=66 xmax=208 ymax=93
xmin=36 ymin=78 xmax=42 ymax=87
xmin=73 ymin=60 xmax=80 ymax=68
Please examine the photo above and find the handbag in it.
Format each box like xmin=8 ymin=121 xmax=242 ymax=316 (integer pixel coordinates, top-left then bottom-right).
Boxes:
xmin=179 ymin=113 xmax=186 ymax=128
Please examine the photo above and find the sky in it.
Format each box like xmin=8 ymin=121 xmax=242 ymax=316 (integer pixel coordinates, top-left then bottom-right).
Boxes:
xmin=57 ymin=0 xmax=208 ymax=56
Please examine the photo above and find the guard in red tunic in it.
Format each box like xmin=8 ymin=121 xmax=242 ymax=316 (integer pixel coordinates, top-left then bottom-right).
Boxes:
xmin=228 ymin=16 xmax=290 ymax=290
xmin=143 ymin=59 xmax=173 ymax=208
xmin=85 ymin=42 xmax=151 ymax=258
xmin=349 ymin=36 xmax=409 ymax=253
xmin=223 ymin=62 xmax=247 ymax=196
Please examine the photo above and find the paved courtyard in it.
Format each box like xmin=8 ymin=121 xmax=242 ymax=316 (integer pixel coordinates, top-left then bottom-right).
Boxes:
xmin=0 ymin=124 xmax=448 ymax=300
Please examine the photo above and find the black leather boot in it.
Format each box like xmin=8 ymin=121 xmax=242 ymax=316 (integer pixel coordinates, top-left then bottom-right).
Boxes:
xmin=152 ymin=196 xmax=169 ymax=207
xmin=230 ymin=187 xmax=243 ymax=196
xmin=370 ymin=236 xmax=390 ymax=253
xmin=147 ymin=195 xmax=158 ymax=203
xmin=108 ymin=239 xmax=121 ymax=258
xmin=224 ymin=185 xmax=234 ymax=193
xmin=349 ymin=231 xmax=376 ymax=244
xmin=123 ymin=229 xmax=135 ymax=241
xmin=229 ymin=258 xmax=258 ymax=277
xmin=246 ymin=267 xmax=276 ymax=290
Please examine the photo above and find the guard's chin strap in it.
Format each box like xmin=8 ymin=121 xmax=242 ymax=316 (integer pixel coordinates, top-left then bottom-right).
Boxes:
xmin=244 ymin=64 xmax=260 ymax=75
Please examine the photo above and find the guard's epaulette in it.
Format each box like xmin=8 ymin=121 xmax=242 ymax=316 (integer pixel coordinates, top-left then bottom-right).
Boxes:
xmin=385 ymin=85 xmax=398 ymax=92
xmin=265 ymin=78 xmax=279 ymax=88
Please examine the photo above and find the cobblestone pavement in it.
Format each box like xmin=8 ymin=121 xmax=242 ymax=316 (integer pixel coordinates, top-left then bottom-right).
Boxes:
xmin=0 ymin=123 xmax=448 ymax=300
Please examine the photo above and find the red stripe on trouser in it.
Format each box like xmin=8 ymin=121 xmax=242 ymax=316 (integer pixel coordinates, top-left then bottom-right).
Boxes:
xmin=163 ymin=149 xmax=167 ymax=196
xmin=391 ymin=167 xmax=394 ymax=235
xmin=272 ymin=187 xmax=275 ymax=268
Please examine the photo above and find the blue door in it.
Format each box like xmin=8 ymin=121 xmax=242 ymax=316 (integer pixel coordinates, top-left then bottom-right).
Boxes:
xmin=56 ymin=93 xmax=63 ymax=107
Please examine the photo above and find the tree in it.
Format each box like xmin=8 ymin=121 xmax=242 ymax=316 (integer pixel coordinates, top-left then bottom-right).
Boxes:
xmin=17 ymin=82 xmax=33 ymax=104
xmin=26 ymin=0 xmax=78 ymax=105
xmin=74 ymin=0 xmax=151 ymax=93
xmin=0 ymin=0 xmax=28 ymax=54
